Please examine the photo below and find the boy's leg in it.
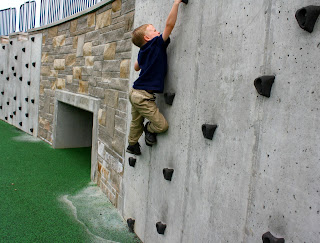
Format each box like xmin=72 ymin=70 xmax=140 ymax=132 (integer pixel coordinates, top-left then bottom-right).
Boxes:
xmin=128 ymin=91 xmax=145 ymax=145
xmin=131 ymin=89 xmax=168 ymax=134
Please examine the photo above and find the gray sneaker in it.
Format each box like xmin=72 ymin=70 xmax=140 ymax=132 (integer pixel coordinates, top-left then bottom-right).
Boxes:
xmin=144 ymin=122 xmax=157 ymax=146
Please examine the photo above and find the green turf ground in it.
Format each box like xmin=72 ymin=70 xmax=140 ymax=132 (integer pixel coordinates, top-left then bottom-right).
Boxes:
xmin=0 ymin=120 xmax=140 ymax=243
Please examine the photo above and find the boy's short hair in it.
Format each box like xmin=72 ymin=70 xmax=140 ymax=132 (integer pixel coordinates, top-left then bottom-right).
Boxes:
xmin=132 ymin=24 xmax=150 ymax=47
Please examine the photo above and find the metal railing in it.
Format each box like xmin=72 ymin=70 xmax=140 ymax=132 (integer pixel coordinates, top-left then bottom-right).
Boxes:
xmin=1 ymin=0 xmax=105 ymax=36
xmin=19 ymin=1 xmax=36 ymax=32
xmin=0 ymin=8 xmax=16 ymax=36
xmin=40 ymin=0 xmax=102 ymax=26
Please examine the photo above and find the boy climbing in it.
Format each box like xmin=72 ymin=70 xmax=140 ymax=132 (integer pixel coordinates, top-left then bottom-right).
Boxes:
xmin=126 ymin=0 xmax=185 ymax=155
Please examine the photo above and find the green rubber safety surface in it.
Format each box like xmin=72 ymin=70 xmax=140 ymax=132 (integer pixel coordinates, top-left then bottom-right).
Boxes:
xmin=0 ymin=121 xmax=141 ymax=243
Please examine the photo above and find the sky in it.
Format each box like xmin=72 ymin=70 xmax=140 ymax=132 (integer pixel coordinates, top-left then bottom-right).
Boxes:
xmin=0 ymin=0 xmax=41 ymax=29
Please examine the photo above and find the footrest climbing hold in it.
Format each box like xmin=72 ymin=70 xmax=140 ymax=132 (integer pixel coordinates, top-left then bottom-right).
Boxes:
xmin=262 ymin=231 xmax=285 ymax=243
xmin=127 ymin=218 xmax=135 ymax=232
xmin=164 ymin=93 xmax=175 ymax=105
xmin=182 ymin=0 xmax=188 ymax=4
xmin=156 ymin=222 xmax=167 ymax=235
xmin=254 ymin=75 xmax=275 ymax=98
xmin=295 ymin=6 xmax=320 ymax=33
xmin=163 ymin=168 xmax=174 ymax=181
xmin=129 ymin=157 xmax=136 ymax=167
xmin=202 ymin=124 xmax=217 ymax=140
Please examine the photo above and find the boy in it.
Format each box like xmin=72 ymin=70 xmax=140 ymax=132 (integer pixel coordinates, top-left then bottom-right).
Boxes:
xmin=126 ymin=0 xmax=183 ymax=155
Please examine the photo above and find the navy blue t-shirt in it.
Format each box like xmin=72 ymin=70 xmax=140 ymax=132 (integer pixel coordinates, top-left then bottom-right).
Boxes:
xmin=133 ymin=34 xmax=170 ymax=93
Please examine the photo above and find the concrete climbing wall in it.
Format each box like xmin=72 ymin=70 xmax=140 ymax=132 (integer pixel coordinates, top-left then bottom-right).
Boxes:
xmin=121 ymin=0 xmax=320 ymax=242
xmin=0 ymin=33 xmax=42 ymax=137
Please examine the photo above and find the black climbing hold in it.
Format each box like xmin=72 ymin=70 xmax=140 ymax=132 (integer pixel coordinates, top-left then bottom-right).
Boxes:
xmin=156 ymin=222 xmax=167 ymax=235
xmin=31 ymin=37 xmax=35 ymax=42
xmin=19 ymin=77 xmax=22 ymax=81
xmin=163 ymin=168 xmax=174 ymax=181
xmin=10 ymin=115 xmax=13 ymax=118
xmin=129 ymin=157 xmax=136 ymax=167
xmin=262 ymin=232 xmax=285 ymax=243
xmin=25 ymin=97 xmax=28 ymax=102
xmin=30 ymin=128 xmax=33 ymax=132
xmin=14 ymin=56 xmax=17 ymax=60
xmin=0 ymin=106 xmax=2 ymax=109
xmin=127 ymin=218 xmax=135 ymax=232
xmin=5 ymin=117 xmax=8 ymax=120
xmin=2 ymin=46 xmax=5 ymax=50
xmin=22 ymin=48 xmax=25 ymax=52
xmin=18 ymin=106 xmax=22 ymax=111
xmin=31 ymin=99 xmax=35 ymax=104
xmin=32 ymin=62 xmax=36 ymax=67
xmin=13 ymin=111 xmax=16 ymax=115
xmin=6 ymin=77 xmax=9 ymax=81
xmin=295 ymin=6 xmax=320 ymax=33
xmin=202 ymin=124 xmax=218 ymax=140
xmin=13 ymin=96 xmax=16 ymax=100
xmin=1 ymin=91 xmax=4 ymax=95
xmin=25 ymin=113 xmax=29 ymax=117
xmin=182 ymin=0 xmax=188 ymax=4
xmin=19 ymin=122 xmax=22 ymax=126
xmin=254 ymin=75 xmax=275 ymax=98
xmin=0 ymin=71 xmax=3 ymax=74
xmin=25 ymin=64 xmax=29 ymax=68
xmin=12 ymin=67 xmax=14 ymax=71
xmin=13 ymin=73 xmax=16 ymax=77
xmin=164 ymin=92 xmax=175 ymax=105
xmin=6 ymin=102 xmax=9 ymax=105
xmin=10 ymin=41 xmax=12 ymax=45
xmin=27 ymin=81 xmax=31 ymax=85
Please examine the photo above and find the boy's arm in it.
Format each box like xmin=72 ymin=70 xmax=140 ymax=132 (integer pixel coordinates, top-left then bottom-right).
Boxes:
xmin=162 ymin=0 xmax=182 ymax=42
xmin=134 ymin=60 xmax=140 ymax=71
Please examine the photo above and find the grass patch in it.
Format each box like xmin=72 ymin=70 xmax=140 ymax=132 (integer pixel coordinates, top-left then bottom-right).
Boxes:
xmin=0 ymin=120 xmax=93 ymax=242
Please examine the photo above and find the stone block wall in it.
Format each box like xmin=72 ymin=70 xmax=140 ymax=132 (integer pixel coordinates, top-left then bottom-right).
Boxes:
xmin=30 ymin=0 xmax=135 ymax=206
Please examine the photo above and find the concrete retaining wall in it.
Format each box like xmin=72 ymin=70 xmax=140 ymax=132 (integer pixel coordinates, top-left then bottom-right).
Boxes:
xmin=122 ymin=0 xmax=320 ymax=242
